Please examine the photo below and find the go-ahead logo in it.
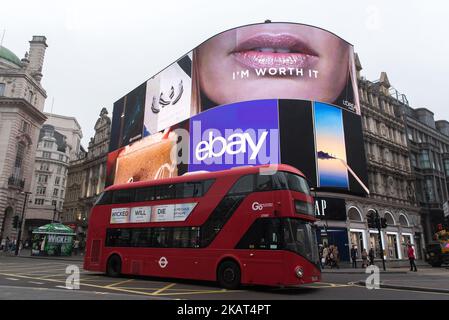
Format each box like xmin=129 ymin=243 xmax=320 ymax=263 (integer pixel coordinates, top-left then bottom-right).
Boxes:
xmin=252 ymin=202 xmax=273 ymax=211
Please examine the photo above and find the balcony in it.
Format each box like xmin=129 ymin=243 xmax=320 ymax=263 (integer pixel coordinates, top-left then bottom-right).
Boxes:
xmin=8 ymin=176 xmax=25 ymax=189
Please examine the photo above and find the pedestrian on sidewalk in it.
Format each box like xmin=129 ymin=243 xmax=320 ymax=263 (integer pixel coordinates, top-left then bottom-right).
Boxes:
xmin=407 ymin=242 xmax=417 ymax=272
xmin=334 ymin=246 xmax=340 ymax=269
xmin=369 ymin=246 xmax=375 ymax=266
xmin=73 ymin=239 xmax=80 ymax=256
xmin=351 ymin=245 xmax=358 ymax=268
xmin=361 ymin=249 xmax=368 ymax=268
xmin=322 ymin=244 xmax=329 ymax=269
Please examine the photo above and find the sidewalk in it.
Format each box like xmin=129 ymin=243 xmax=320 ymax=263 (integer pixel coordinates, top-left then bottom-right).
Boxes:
xmin=358 ymin=277 xmax=449 ymax=294
xmin=322 ymin=268 xmax=408 ymax=274
xmin=0 ymin=249 xmax=84 ymax=262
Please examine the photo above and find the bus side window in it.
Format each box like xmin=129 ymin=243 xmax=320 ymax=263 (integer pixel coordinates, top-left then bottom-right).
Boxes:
xmin=177 ymin=182 xmax=195 ymax=198
xmin=229 ymin=175 xmax=255 ymax=195
xmin=271 ymin=172 xmax=289 ymax=190
xmin=135 ymin=187 xmax=155 ymax=202
xmin=95 ymin=191 xmax=112 ymax=205
xmin=236 ymin=218 xmax=281 ymax=250
xmin=112 ymin=189 xmax=135 ymax=204
xmin=256 ymin=174 xmax=273 ymax=191
xmin=202 ymin=179 xmax=214 ymax=195
xmin=155 ymin=184 xmax=176 ymax=200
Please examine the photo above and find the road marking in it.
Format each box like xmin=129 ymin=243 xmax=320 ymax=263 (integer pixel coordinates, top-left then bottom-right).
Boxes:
xmin=154 ymin=289 xmax=230 ymax=296
xmin=0 ymin=272 xmax=169 ymax=299
xmin=152 ymin=283 xmax=176 ymax=295
xmin=105 ymin=279 xmax=134 ymax=288
xmin=55 ymin=285 xmax=70 ymax=290
xmin=5 ymin=277 xmax=19 ymax=281
xmin=29 ymin=281 xmax=44 ymax=285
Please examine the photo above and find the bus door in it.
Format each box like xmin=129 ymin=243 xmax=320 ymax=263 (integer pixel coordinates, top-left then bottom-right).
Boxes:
xmin=238 ymin=218 xmax=285 ymax=285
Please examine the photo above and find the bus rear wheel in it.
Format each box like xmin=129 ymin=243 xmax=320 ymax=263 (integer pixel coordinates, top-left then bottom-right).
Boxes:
xmin=217 ymin=260 xmax=241 ymax=290
xmin=106 ymin=254 xmax=122 ymax=277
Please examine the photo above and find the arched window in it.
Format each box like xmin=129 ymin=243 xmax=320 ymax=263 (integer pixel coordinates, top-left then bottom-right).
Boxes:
xmin=399 ymin=214 xmax=409 ymax=227
xmin=13 ymin=142 xmax=26 ymax=177
xmin=384 ymin=212 xmax=395 ymax=225
xmin=348 ymin=207 xmax=363 ymax=222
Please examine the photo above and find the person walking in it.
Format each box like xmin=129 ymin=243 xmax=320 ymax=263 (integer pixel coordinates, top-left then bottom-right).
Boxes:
xmin=333 ymin=246 xmax=340 ymax=269
xmin=322 ymin=244 xmax=329 ymax=269
xmin=351 ymin=245 xmax=358 ymax=268
xmin=407 ymin=242 xmax=418 ymax=272
xmin=4 ymin=237 xmax=10 ymax=252
xmin=361 ymin=249 xmax=368 ymax=268
xmin=73 ymin=239 xmax=80 ymax=256
xmin=369 ymin=246 xmax=375 ymax=266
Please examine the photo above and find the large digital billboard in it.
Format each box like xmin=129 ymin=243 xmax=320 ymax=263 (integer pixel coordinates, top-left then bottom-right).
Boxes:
xmin=106 ymin=22 xmax=367 ymax=195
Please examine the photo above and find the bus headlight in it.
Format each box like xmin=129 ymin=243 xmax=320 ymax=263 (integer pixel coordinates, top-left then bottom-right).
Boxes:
xmin=295 ymin=266 xmax=304 ymax=278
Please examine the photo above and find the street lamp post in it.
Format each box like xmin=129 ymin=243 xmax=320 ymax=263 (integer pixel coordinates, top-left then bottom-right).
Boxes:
xmin=15 ymin=191 xmax=31 ymax=256
xmin=52 ymin=202 xmax=58 ymax=223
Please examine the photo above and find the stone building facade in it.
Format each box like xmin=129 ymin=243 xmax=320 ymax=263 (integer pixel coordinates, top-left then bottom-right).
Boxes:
xmin=402 ymin=106 xmax=449 ymax=243
xmin=24 ymin=123 xmax=75 ymax=239
xmin=314 ymin=56 xmax=424 ymax=264
xmin=62 ymin=108 xmax=110 ymax=237
xmin=0 ymin=37 xmax=48 ymax=243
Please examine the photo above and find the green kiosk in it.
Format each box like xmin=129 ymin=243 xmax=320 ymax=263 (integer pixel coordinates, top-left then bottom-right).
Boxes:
xmin=31 ymin=223 xmax=76 ymax=256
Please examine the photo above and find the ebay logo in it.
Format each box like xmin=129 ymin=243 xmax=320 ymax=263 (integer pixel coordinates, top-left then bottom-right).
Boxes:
xmin=189 ymin=100 xmax=280 ymax=172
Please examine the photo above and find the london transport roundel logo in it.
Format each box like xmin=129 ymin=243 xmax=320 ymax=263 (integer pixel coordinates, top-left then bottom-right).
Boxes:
xmin=159 ymin=257 xmax=168 ymax=268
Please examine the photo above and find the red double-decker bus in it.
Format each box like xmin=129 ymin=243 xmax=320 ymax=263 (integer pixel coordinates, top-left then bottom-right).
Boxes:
xmin=84 ymin=164 xmax=321 ymax=288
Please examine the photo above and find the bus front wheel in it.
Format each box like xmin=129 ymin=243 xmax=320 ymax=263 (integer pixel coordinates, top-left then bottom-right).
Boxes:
xmin=217 ymin=260 xmax=241 ymax=290
xmin=106 ymin=254 xmax=122 ymax=277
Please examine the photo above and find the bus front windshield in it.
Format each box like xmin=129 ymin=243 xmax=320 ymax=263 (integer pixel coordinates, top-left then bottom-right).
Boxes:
xmin=282 ymin=218 xmax=319 ymax=266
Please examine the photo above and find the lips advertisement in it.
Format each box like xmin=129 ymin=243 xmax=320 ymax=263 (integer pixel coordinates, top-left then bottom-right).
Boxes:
xmin=106 ymin=22 xmax=367 ymax=195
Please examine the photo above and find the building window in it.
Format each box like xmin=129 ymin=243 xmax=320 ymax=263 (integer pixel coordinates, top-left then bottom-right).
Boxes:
xmin=34 ymin=198 xmax=44 ymax=205
xmin=444 ymin=159 xmax=449 ymax=176
xmin=56 ymin=165 xmax=62 ymax=174
xmin=55 ymin=176 xmax=60 ymax=185
xmin=410 ymin=153 xmax=417 ymax=168
xmin=42 ymin=151 xmax=51 ymax=159
xmin=21 ymin=121 xmax=31 ymax=134
xmin=60 ymin=190 xmax=64 ymax=198
xmin=28 ymin=91 xmax=34 ymax=103
xmin=38 ymin=174 xmax=48 ymax=183
xmin=52 ymin=200 xmax=57 ymax=207
xmin=43 ymin=141 xmax=53 ymax=149
xmin=424 ymin=178 xmax=435 ymax=202
xmin=14 ymin=142 xmax=26 ymax=177
xmin=53 ymin=188 xmax=59 ymax=197
xmin=40 ymin=163 xmax=49 ymax=171
xmin=36 ymin=186 xmax=46 ymax=195
xmin=407 ymin=129 xmax=413 ymax=141
xmin=419 ymin=150 xmax=431 ymax=169
xmin=0 ymin=83 xmax=5 ymax=96
xmin=386 ymin=234 xmax=399 ymax=259
xmin=59 ymin=154 xmax=64 ymax=161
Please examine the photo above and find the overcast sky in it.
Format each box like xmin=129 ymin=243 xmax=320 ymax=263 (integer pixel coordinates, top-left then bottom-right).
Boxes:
xmin=2 ymin=0 xmax=449 ymax=147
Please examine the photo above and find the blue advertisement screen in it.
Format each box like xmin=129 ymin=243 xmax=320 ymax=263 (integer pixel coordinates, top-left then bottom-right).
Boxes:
xmin=188 ymin=99 xmax=280 ymax=172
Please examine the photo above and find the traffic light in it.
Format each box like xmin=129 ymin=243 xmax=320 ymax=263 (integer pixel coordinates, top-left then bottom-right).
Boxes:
xmin=367 ymin=212 xmax=376 ymax=228
xmin=12 ymin=216 xmax=19 ymax=229
xmin=380 ymin=217 xmax=388 ymax=229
